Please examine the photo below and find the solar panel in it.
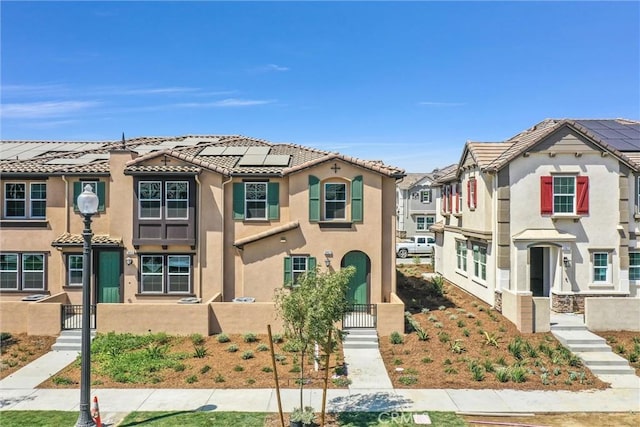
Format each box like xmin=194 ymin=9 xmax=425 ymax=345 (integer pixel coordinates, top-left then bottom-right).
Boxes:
xmin=222 ymin=147 xmax=249 ymax=156
xmin=45 ymin=158 xmax=95 ymax=165
xmin=575 ymin=120 xmax=640 ymax=152
xmin=238 ymin=154 xmax=267 ymax=166
xmin=199 ymin=146 xmax=226 ymax=156
xmin=246 ymin=147 xmax=270 ymax=155
xmin=263 ymin=154 xmax=291 ymax=166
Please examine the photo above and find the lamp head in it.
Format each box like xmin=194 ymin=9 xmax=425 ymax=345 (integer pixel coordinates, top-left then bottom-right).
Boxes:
xmin=77 ymin=184 xmax=99 ymax=215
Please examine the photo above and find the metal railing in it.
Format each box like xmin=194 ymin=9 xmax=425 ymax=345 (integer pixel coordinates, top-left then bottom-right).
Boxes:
xmin=343 ymin=303 xmax=377 ymax=328
xmin=61 ymin=304 xmax=96 ymax=330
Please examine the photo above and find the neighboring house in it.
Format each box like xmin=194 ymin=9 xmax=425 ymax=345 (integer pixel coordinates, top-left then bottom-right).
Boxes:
xmin=0 ymin=136 xmax=406 ymax=336
xmin=396 ymin=172 xmax=437 ymax=237
xmin=431 ymin=119 xmax=640 ymax=333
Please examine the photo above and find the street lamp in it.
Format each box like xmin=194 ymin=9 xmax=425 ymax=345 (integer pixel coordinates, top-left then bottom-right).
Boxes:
xmin=76 ymin=185 xmax=99 ymax=427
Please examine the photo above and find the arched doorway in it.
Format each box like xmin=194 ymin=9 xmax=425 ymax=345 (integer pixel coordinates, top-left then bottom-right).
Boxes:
xmin=341 ymin=251 xmax=370 ymax=304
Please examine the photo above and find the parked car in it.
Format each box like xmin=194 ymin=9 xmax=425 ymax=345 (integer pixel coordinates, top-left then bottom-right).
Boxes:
xmin=396 ymin=236 xmax=436 ymax=258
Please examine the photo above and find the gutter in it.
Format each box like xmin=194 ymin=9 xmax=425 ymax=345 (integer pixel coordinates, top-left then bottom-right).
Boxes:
xmin=62 ymin=175 xmax=69 ymax=233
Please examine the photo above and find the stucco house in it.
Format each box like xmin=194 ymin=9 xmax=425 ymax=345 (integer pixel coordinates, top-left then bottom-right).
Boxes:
xmin=396 ymin=172 xmax=437 ymax=238
xmin=0 ymin=135 xmax=406 ymax=336
xmin=431 ymin=119 xmax=640 ymax=333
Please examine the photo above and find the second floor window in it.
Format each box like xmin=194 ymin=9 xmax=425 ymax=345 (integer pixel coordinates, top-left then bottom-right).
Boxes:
xmin=420 ymin=189 xmax=431 ymax=203
xmin=553 ymin=176 xmax=575 ymax=213
xmin=4 ymin=182 xmax=47 ymax=219
xmin=139 ymin=181 xmax=189 ymax=220
xmin=325 ymin=183 xmax=347 ymax=220
xmin=541 ymin=175 xmax=588 ymax=215
xmin=245 ymin=182 xmax=267 ymax=219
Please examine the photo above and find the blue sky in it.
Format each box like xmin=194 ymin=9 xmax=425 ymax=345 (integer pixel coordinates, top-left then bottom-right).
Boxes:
xmin=1 ymin=1 xmax=639 ymax=172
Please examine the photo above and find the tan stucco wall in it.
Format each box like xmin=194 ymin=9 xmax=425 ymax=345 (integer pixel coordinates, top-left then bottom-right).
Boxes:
xmin=501 ymin=289 xmax=534 ymax=333
xmin=27 ymin=302 xmax=61 ymax=336
xmin=532 ymin=297 xmax=550 ymax=332
xmin=209 ymin=302 xmax=283 ymax=334
xmin=0 ymin=302 xmax=29 ymax=333
xmin=97 ymin=303 xmax=209 ymax=335
xmin=376 ymin=293 xmax=405 ymax=336
xmin=585 ymin=297 xmax=640 ymax=331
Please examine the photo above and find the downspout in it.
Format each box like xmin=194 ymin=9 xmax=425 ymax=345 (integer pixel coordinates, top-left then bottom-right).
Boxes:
xmin=62 ymin=175 xmax=70 ymax=232
xmin=490 ymin=170 xmax=499 ymax=293
xmin=195 ymin=175 xmax=203 ymax=300
xmin=221 ymin=175 xmax=233 ymax=302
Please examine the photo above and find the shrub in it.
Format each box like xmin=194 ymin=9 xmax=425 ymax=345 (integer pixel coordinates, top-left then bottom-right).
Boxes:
xmin=462 ymin=329 xmax=470 ymax=337
xmin=438 ymin=332 xmax=450 ymax=343
xmin=628 ymin=353 xmax=639 ymax=363
xmin=510 ymin=367 xmax=527 ymax=383
xmin=233 ymin=365 xmax=244 ymax=372
xmin=242 ymin=350 xmax=255 ymax=360
xmin=185 ymin=375 xmax=198 ymax=384
xmin=190 ymin=333 xmax=205 ymax=345
xmin=449 ymin=314 xmax=458 ymax=321
xmin=227 ymin=344 xmax=239 ymax=353
xmin=398 ymin=375 xmax=418 ymax=385
xmin=332 ymin=377 xmax=352 ymax=387
xmin=470 ymin=365 xmax=485 ymax=381
xmin=483 ymin=331 xmax=501 ymax=348
xmin=431 ymin=274 xmax=444 ymax=296
xmin=174 ymin=363 xmax=186 ymax=372
xmin=434 ymin=322 xmax=444 ymax=329
xmin=272 ymin=333 xmax=284 ymax=343
xmin=256 ymin=343 xmax=269 ymax=352
xmin=200 ymin=365 xmax=211 ymax=374
xmin=214 ymin=373 xmax=225 ymax=383
xmin=243 ymin=332 xmax=258 ymax=343
xmin=421 ymin=357 xmax=433 ymax=364
xmin=246 ymin=378 xmax=256 ymax=385
xmin=615 ymin=344 xmax=626 ymax=354
xmin=289 ymin=365 xmax=301 ymax=373
xmin=216 ymin=333 xmax=230 ymax=343
xmin=507 ymin=337 xmax=524 ymax=360
xmin=274 ymin=354 xmax=286 ymax=363
xmin=438 ymin=305 xmax=446 ymax=311
xmin=450 ymin=339 xmax=465 ymax=354
xmin=428 ymin=315 xmax=438 ymax=322
xmin=495 ymin=368 xmax=510 ymax=382
xmin=421 ymin=308 xmax=430 ymax=314
xmin=457 ymin=320 xmax=466 ymax=328
xmin=393 ymin=358 xmax=403 ymax=366
xmin=0 ymin=332 xmax=12 ymax=342
xmin=52 ymin=376 xmax=75 ymax=385
xmin=444 ymin=366 xmax=458 ymax=375
xmin=482 ymin=359 xmax=495 ymax=373
xmin=145 ymin=343 xmax=167 ymax=359
xmin=389 ymin=332 xmax=404 ymax=345
xmin=262 ymin=366 xmax=273 ymax=373
xmin=193 ymin=345 xmax=208 ymax=358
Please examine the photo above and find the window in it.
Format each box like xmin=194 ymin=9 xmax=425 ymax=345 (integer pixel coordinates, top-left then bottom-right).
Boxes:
xmin=455 ymin=183 xmax=463 ymax=213
xmin=4 ymin=182 xmax=47 ymax=219
xmin=456 ymin=240 xmax=467 ymax=271
xmin=308 ymin=175 xmax=362 ymax=223
xmin=467 ymin=178 xmax=477 ymax=210
xmin=284 ymin=256 xmax=317 ymax=286
xmin=245 ymin=182 xmax=267 ymax=219
xmin=166 ymin=182 xmax=189 ymax=219
xmin=630 ymin=252 xmax=640 ymax=280
xmin=592 ymin=252 xmax=609 ymax=283
xmin=540 ymin=176 xmax=588 ymax=215
xmin=233 ymin=182 xmax=279 ymax=221
xmin=140 ymin=255 xmax=191 ymax=294
xmin=473 ymin=244 xmax=487 ymax=281
xmin=416 ymin=216 xmax=435 ymax=231
xmin=139 ymin=181 xmax=162 ymax=219
xmin=0 ymin=253 xmax=45 ymax=291
xmin=67 ymin=254 xmax=83 ymax=286
xmin=325 ymin=183 xmax=346 ymax=220
xmin=420 ymin=190 xmax=432 ymax=203
xmin=442 ymin=185 xmax=452 ymax=213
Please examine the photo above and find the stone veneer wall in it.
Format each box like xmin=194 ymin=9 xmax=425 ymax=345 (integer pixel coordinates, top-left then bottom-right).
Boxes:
xmin=494 ymin=291 xmax=502 ymax=313
xmin=552 ymin=293 xmax=629 ymax=313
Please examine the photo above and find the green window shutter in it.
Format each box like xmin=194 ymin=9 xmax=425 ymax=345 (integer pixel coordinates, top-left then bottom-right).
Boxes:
xmin=267 ymin=182 xmax=279 ymax=220
xmin=233 ymin=183 xmax=245 ymax=220
xmin=283 ymin=257 xmax=292 ymax=285
xmin=351 ymin=175 xmax=363 ymax=222
xmin=73 ymin=182 xmax=82 ymax=212
xmin=97 ymin=181 xmax=106 ymax=212
xmin=309 ymin=175 xmax=320 ymax=222
xmin=308 ymin=257 xmax=317 ymax=275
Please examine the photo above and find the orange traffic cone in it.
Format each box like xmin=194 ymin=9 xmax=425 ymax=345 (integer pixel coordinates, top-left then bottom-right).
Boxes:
xmin=91 ymin=395 xmax=102 ymax=427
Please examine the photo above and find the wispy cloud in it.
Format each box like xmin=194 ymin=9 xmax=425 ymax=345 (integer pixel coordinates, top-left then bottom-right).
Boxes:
xmin=0 ymin=101 xmax=100 ymax=119
xmin=252 ymin=64 xmax=290 ymax=73
xmin=175 ymin=98 xmax=276 ymax=108
xmin=418 ymin=101 xmax=466 ymax=107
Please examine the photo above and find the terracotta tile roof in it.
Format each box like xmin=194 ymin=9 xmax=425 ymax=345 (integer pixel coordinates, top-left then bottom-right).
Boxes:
xmin=465 ymin=142 xmax=512 ymax=169
xmin=397 ymin=173 xmax=433 ymax=190
xmin=51 ymin=233 xmax=123 ymax=247
xmin=431 ymin=164 xmax=458 ymax=184
xmin=2 ymin=134 xmax=404 ymax=178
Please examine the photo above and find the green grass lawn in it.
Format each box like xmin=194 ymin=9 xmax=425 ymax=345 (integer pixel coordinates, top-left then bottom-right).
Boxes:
xmin=0 ymin=411 xmax=467 ymax=426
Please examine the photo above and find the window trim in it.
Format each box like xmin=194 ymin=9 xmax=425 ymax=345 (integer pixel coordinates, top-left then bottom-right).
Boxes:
xmin=140 ymin=254 xmax=192 ymax=294
xmin=324 ymin=181 xmax=347 ymax=221
xmin=4 ymin=182 xmax=26 ymax=219
xmin=165 ymin=181 xmax=189 ymax=220
xmin=472 ymin=243 xmax=487 ymax=282
xmin=630 ymin=251 xmax=640 ymax=281
xmin=29 ymin=182 xmax=47 ymax=219
xmin=245 ymin=182 xmax=268 ymax=220
xmin=420 ymin=189 xmax=432 ymax=204
xmin=553 ymin=175 xmax=576 ymax=215
xmin=591 ymin=251 xmax=611 ymax=284
xmin=167 ymin=255 xmax=191 ymax=294
xmin=139 ymin=181 xmax=162 ymax=220
xmin=0 ymin=252 xmax=46 ymax=291
xmin=456 ymin=240 xmax=468 ymax=273
xmin=66 ymin=254 xmax=84 ymax=287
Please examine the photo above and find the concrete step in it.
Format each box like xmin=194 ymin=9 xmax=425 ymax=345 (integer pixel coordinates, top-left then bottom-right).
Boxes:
xmin=345 ymin=328 xmax=377 ymax=335
xmin=345 ymin=335 xmax=378 ymax=343
xmin=52 ymin=330 xmax=96 ymax=351
xmin=588 ymin=365 xmax=637 ymax=376
xmin=578 ymin=351 xmax=632 ymax=366
xmin=550 ymin=324 xmax=588 ymax=332
xmin=342 ymin=341 xmax=380 ymax=350
xmin=566 ymin=343 xmax=612 ymax=353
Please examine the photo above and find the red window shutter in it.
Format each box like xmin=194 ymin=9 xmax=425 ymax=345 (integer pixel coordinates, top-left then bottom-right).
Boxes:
xmin=577 ymin=176 xmax=589 ymax=215
xmin=455 ymin=185 xmax=460 ymax=213
xmin=467 ymin=180 xmax=471 ymax=208
xmin=540 ymin=176 xmax=553 ymax=215
xmin=448 ymin=186 xmax=452 ymax=213
xmin=472 ymin=179 xmax=477 ymax=208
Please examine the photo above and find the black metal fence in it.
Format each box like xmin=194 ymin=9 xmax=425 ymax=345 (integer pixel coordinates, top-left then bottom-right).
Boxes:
xmin=343 ymin=303 xmax=377 ymax=328
xmin=61 ymin=305 xmax=96 ymax=330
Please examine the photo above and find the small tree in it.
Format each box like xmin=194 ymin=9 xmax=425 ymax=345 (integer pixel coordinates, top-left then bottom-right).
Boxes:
xmin=275 ymin=266 xmax=355 ymax=413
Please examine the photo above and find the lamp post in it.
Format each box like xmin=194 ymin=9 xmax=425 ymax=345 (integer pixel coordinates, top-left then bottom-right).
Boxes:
xmin=76 ymin=185 xmax=98 ymax=427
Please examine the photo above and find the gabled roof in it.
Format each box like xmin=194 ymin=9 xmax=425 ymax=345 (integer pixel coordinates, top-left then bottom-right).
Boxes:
xmin=431 ymin=164 xmax=458 ymax=184
xmin=482 ymin=118 xmax=640 ymax=172
xmin=397 ymin=173 xmax=433 ymax=190
xmin=1 ymin=135 xmax=405 ymax=178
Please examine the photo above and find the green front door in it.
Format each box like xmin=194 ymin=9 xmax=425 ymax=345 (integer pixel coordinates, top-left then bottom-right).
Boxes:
xmin=343 ymin=251 xmax=369 ymax=304
xmin=98 ymin=251 xmax=121 ymax=303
